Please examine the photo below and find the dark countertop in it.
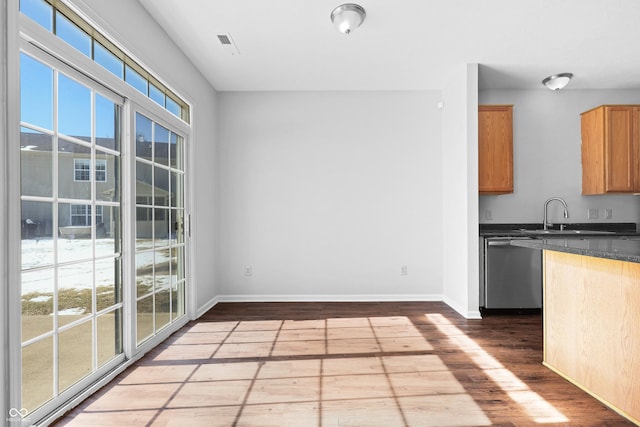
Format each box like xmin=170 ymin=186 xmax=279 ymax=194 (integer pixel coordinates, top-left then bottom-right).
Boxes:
xmin=511 ymin=237 xmax=640 ymax=263
xmin=480 ymin=222 xmax=639 ymax=237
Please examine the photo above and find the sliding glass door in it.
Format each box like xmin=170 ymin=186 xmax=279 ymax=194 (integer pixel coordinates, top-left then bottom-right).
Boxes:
xmin=20 ymin=50 xmax=124 ymax=413
xmin=14 ymin=2 xmax=191 ymax=421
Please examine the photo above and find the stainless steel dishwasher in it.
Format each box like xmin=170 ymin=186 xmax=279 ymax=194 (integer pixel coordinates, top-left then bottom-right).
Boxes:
xmin=483 ymin=237 xmax=542 ymax=309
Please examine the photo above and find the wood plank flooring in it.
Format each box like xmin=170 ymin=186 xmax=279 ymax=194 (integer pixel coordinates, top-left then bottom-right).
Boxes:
xmin=53 ymin=302 xmax=635 ymax=426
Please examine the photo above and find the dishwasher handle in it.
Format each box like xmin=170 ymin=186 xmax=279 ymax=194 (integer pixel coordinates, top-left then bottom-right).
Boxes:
xmin=487 ymin=240 xmax=514 ymax=247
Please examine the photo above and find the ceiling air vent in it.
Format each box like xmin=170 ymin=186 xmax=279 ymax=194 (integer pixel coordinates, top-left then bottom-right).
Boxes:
xmin=216 ymin=33 xmax=240 ymax=56
xmin=217 ymin=35 xmax=231 ymax=45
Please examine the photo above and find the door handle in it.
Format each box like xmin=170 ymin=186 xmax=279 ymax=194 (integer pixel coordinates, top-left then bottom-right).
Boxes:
xmin=487 ymin=240 xmax=513 ymax=247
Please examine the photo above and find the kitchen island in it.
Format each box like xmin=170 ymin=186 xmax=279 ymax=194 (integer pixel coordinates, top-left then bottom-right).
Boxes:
xmin=512 ymin=238 xmax=640 ymax=425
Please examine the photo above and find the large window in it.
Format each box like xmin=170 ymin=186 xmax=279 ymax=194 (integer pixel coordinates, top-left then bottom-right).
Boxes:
xmin=20 ymin=0 xmax=190 ymax=122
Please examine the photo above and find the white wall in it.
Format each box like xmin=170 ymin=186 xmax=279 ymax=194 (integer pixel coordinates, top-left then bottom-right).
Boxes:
xmin=217 ymin=91 xmax=442 ymax=300
xmin=479 ymin=89 xmax=640 ymax=225
xmin=74 ymin=0 xmax=220 ymax=314
xmin=442 ymin=64 xmax=480 ymax=319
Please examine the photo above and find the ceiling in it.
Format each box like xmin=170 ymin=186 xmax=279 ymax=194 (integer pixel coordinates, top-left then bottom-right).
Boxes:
xmin=138 ymin=0 xmax=640 ymax=92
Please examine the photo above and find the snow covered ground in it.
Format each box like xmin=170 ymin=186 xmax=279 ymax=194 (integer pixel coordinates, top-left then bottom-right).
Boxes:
xmin=21 ymin=238 xmax=174 ymax=294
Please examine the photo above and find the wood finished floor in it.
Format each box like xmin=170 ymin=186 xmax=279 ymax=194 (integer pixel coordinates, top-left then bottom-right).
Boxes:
xmin=53 ymin=302 xmax=634 ymax=426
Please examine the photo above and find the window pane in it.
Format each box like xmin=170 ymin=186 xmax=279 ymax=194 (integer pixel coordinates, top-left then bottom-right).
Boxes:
xmin=171 ymin=209 xmax=184 ymax=245
xmin=170 ymin=172 xmax=183 ymax=208
xmin=136 ymin=252 xmax=154 ymax=298
xmin=135 ymin=113 xmax=153 ymax=160
xmin=58 ymin=262 xmax=93 ymax=327
xmin=21 ymin=201 xmax=54 ymax=269
xmin=56 ymin=12 xmax=91 ymax=57
xmin=59 ymin=321 xmax=93 ymax=392
xmin=94 ymin=41 xmax=123 ymax=79
xmin=97 ymin=309 xmax=122 ymax=367
xmin=20 ymin=0 xmax=53 ymax=31
xmin=21 ymin=127 xmax=53 ymax=197
xmin=136 ymin=207 xmax=153 ymax=253
xmin=96 ymin=151 xmax=119 ymax=202
xmin=136 ymin=160 xmax=153 ymax=203
xmin=20 ymin=53 xmax=53 ymax=130
xmin=155 ymin=289 xmax=170 ymax=332
xmin=154 ymin=167 xmax=169 ymax=206
xmin=22 ymin=337 xmax=54 ymax=412
xmin=137 ymin=295 xmax=154 ymax=344
xmin=155 ymin=208 xmax=170 ymax=247
xmin=170 ymin=132 xmax=183 ymax=170
xmin=59 ymin=140 xmax=91 ymax=199
xmin=155 ymin=249 xmax=170 ymax=293
xmin=172 ymin=281 xmax=185 ymax=320
xmin=58 ymin=204 xmax=93 ymax=263
xmin=125 ymin=64 xmax=148 ymax=95
xmin=96 ymin=206 xmax=120 ymax=257
xmin=96 ymin=257 xmax=119 ymax=311
xmin=166 ymin=96 xmax=181 ymax=118
xmin=149 ymin=83 xmax=165 ymax=107
xmin=22 ymin=269 xmax=54 ymax=342
xmin=154 ymin=123 xmax=170 ymax=166
xmin=172 ymin=246 xmax=185 ymax=282
xmin=58 ymin=74 xmax=91 ymax=141
xmin=96 ymin=94 xmax=118 ymax=150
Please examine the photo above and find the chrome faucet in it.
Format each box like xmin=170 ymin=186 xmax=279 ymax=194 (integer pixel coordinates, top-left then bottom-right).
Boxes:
xmin=543 ymin=197 xmax=569 ymax=230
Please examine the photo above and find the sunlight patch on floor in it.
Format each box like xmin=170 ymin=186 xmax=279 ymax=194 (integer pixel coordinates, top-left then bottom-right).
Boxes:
xmin=426 ymin=313 xmax=569 ymax=424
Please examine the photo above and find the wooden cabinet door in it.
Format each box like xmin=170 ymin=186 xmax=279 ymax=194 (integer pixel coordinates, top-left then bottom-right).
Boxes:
xmin=604 ymin=106 xmax=635 ymax=192
xmin=581 ymin=105 xmax=640 ymax=194
xmin=478 ymin=105 xmax=513 ymax=194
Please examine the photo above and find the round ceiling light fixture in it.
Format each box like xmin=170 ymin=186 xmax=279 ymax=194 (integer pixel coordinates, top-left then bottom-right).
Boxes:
xmin=331 ymin=4 xmax=366 ymax=35
xmin=542 ymin=73 xmax=573 ymax=90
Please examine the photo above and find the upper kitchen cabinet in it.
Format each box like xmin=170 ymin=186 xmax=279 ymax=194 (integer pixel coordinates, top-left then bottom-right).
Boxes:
xmin=479 ymin=105 xmax=513 ymax=194
xmin=581 ymin=105 xmax=640 ymax=195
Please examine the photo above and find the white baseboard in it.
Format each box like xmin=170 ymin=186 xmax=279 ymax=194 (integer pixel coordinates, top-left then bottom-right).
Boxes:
xmin=442 ymin=295 xmax=482 ymax=319
xmin=216 ymin=294 xmax=443 ymax=303
xmin=195 ymin=295 xmax=220 ymax=319
xmin=199 ymin=294 xmax=482 ymax=320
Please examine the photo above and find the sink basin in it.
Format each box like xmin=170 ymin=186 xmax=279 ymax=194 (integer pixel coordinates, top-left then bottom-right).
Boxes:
xmin=520 ymin=229 xmax=615 ymax=235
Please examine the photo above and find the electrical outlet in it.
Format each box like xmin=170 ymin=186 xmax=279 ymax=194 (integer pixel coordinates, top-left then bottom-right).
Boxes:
xmin=400 ymin=265 xmax=408 ymax=276
xmin=243 ymin=265 xmax=252 ymax=277
xmin=485 ymin=209 xmax=492 ymax=220
xmin=605 ymin=208 xmax=613 ymax=219
xmin=588 ymin=208 xmax=599 ymax=220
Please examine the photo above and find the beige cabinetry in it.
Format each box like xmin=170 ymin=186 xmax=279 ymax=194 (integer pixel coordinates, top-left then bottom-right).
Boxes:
xmin=544 ymin=251 xmax=640 ymax=425
xmin=478 ymin=105 xmax=513 ymax=194
xmin=581 ymin=105 xmax=640 ymax=194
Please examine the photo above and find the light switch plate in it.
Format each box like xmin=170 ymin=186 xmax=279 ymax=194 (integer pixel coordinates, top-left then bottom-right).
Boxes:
xmin=588 ymin=208 xmax=599 ymax=219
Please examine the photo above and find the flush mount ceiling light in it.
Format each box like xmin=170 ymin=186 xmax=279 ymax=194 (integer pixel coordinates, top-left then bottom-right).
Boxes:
xmin=542 ymin=73 xmax=573 ymax=90
xmin=331 ymin=4 xmax=366 ymax=35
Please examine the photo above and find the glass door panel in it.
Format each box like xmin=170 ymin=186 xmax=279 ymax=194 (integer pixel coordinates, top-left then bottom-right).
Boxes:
xmin=20 ymin=52 xmax=123 ymax=415
xmin=135 ymin=111 xmax=186 ymax=345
